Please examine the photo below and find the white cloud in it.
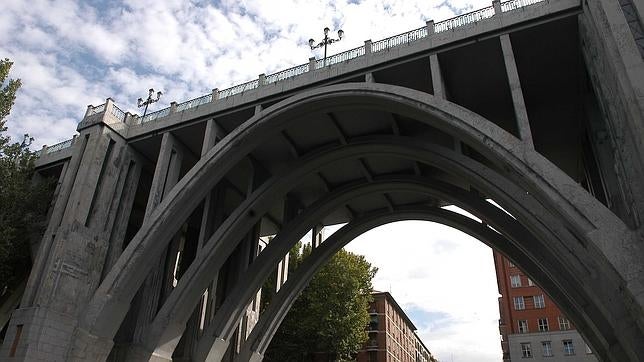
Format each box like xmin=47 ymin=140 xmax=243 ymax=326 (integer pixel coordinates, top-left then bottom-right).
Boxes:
xmin=343 ymin=221 xmax=501 ymax=362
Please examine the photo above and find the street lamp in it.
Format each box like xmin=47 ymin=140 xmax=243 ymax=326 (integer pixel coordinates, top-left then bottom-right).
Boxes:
xmin=137 ymin=88 xmax=162 ymax=117
xmin=309 ymin=27 xmax=344 ymax=67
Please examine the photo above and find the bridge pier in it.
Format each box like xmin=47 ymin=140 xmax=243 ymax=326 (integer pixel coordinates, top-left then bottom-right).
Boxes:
xmin=1 ymin=112 xmax=140 ymax=361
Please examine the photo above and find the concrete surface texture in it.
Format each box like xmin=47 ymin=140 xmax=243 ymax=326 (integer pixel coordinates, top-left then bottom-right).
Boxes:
xmin=1 ymin=0 xmax=643 ymax=361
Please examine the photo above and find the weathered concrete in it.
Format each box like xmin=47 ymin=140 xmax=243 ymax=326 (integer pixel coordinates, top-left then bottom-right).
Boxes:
xmin=4 ymin=1 xmax=644 ymax=360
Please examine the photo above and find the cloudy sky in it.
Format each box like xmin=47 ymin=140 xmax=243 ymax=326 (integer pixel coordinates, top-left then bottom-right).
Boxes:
xmin=2 ymin=0 xmax=502 ymax=360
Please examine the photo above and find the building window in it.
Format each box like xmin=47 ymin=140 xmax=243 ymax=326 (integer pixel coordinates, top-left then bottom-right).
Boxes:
xmin=521 ymin=343 xmax=532 ymax=358
xmin=527 ymin=278 xmax=535 ymax=286
xmin=538 ymin=318 xmax=549 ymax=332
xmin=514 ymin=296 xmax=525 ymax=310
xmin=563 ymin=340 xmax=575 ymax=355
xmin=558 ymin=316 xmax=571 ymax=330
xmin=511 ymin=275 xmax=522 ymax=288
xmin=541 ymin=341 xmax=553 ymax=357
xmin=518 ymin=320 xmax=528 ymax=333
xmin=534 ymin=294 xmax=545 ymax=308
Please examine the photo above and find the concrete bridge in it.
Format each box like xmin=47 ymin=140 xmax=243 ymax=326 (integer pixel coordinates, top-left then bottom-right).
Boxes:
xmin=2 ymin=0 xmax=644 ymax=360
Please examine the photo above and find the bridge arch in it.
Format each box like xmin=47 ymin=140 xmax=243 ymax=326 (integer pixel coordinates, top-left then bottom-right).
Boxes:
xmin=74 ymin=83 xmax=642 ymax=361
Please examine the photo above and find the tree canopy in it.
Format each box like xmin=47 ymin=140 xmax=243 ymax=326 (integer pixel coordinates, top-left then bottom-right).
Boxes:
xmin=263 ymin=243 xmax=377 ymax=361
xmin=0 ymin=58 xmax=53 ymax=296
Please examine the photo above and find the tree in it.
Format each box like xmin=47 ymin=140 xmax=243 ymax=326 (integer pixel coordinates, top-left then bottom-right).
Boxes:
xmin=264 ymin=243 xmax=377 ymax=362
xmin=0 ymin=59 xmax=53 ymax=297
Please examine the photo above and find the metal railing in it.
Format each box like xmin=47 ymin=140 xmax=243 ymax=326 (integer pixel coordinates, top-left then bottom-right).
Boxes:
xmin=110 ymin=104 xmax=126 ymax=121
xmin=218 ymin=79 xmax=260 ymax=99
xmin=87 ymin=103 xmax=106 ymax=116
xmin=265 ymin=63 xmax=310 ymax=84
xmin=176 ymin=93 xmax=213 ymax=112
xmin=434 ymin=6 xmax=496 ymax=32
xmin=501 ymin=0 xmax=545 ymax=12
xmin=121 ymin=0 xmax=542 ymax=126
xmin=371 ymin=26 xmax=428 ymax=52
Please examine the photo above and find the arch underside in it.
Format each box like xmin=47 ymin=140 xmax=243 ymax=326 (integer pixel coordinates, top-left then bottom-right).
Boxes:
xmin=77 ymin=83 xmax=643 ymax=361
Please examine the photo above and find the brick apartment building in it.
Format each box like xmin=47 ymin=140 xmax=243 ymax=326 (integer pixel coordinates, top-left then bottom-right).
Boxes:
xmin=493 ymin=251 xmax=598 ymax=361
xmin=356 ymin=291 xmax=436 ymax=362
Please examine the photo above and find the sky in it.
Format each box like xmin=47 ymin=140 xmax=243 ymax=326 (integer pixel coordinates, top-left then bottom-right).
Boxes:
xmin=2 ymin=0 xmax=501 ymax=361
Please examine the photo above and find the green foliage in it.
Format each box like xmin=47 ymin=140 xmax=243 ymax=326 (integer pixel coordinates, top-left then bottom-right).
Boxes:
xmin=0 ymin=59 xmax=53 ymax=297
xmin=264 ymin=243 xmax=378 ymax=362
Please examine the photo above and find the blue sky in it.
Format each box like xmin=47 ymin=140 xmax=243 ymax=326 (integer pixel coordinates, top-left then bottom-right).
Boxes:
xmin=2 ymin=0 xmax=500 ymax=361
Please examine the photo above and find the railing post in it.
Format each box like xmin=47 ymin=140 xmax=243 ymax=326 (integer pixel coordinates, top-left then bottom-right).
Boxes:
xmin=41 ymin=144 xmax=48 ymax=155
xmin=85 ymin=105 xmax=93 ymax=117
xmin=309 ymin=57 xmax=316 ymax=71
xmin=364 ymin=40 xmax=372 ymax=55
xmin=258 ymin=73 xmax=266 ymax=86
xmin=426 ymin=20 xmax=435 ymax=35
xmin=105 ymin=97 xmax=114 ymax=112
xmin=170 ymin=101 xmax=178 ymax=114
xmin=211 ymin=88 xmax=219 ymax=102
xmin=493 ymin=0 xmax=502 ymax=14
xmin=124 ymin=112 xmax=134 ymax=126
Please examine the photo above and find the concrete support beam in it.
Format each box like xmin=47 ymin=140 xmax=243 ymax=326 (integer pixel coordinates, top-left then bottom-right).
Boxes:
xmin=122 ymin=131 xmax=185 ymax=359
xmin=500 ymin=34 xmax=534 ymax=149
xmin=429 ymin=54 xmax=445 ymax=99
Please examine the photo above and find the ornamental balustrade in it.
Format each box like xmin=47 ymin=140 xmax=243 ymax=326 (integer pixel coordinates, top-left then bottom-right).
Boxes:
xmin=265 ymin=63 xmax=310 ymax=84
xmin=371 ymin=26 xmax=428 ymax=52
xmin=501 ymin=0 xmax=545 ymax=12
xmin=44 ymin=0 xmax=547 ymax=154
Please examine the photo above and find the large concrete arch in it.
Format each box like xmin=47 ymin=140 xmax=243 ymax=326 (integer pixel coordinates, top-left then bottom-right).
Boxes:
xmin=71 ymin=83 xmax=643 ymax=361
xmin=195 ymin=175 xmax=553 ymax=362
xmin=236 ymin=206 xmax=515 ymax=362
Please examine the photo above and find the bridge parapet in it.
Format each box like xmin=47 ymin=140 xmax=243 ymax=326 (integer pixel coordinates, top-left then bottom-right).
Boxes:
xmin=92 ymin=0 xmax=553 ymax=131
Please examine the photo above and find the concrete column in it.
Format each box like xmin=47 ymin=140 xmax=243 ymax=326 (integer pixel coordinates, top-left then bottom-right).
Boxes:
xmin=500 ymin=34 xmax=534 ymax=148
xmin=276 ymin=197 xmax=297 ymax=292
xmin=174 ymin=119 xmax=226 ymax=360
xmin=311 ymin=225 xmax=324 ymax=248
xmin=121 ymin=131 xmax=185 ymax=358
xmin=1 ymin=126 xmax=138 ymax=361
xmin=429 ymin=54 xmax=446 ymax=99
xmin=309 ymin=57 xmax=316 ymax=71
xmin=364 ymin=40 xmax=372 ymax=55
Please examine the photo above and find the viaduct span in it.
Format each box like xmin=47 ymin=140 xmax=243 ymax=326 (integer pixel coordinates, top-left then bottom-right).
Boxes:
xmin=2 ymin=0 xmax=644 ymax=361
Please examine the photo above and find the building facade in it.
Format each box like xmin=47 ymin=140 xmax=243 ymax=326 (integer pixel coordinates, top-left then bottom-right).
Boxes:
xmin=356 ymin=292 xmax=436 ymax=362
xmin=493 ymin=251 xmax=598 ymax=362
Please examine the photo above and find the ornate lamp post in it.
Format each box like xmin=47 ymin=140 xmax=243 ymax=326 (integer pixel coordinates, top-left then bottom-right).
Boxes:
xmin=309 ymin=27 xmax=344 ymax=66
xmin=137 ymin=88 xmax=162 ymax=117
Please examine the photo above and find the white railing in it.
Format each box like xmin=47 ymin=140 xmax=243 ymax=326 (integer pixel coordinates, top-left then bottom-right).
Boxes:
xmin=316 ymin=46 xmax=366 ymax=69
xmin=116 ymin=0 xmax=544 ymax=126
xmin=218 ymin=79 xmax=260 ymax=99
xmin=371 ymin=26 xmax=428 ymax=52
xmin=140 ymin=107 xmax=171 ymax=124
xmin=176 ymin=93 xmax=213 ymax=112
xmin=87 ymin=103 xmax=106 ymax=116
xmin=110 ymin=104 xmax=126 ymax=121
xmin=501 ymin=0 xmax=545 ymax=12
xmin=265 ymin=63 xmax=310 ymax=84
xmin=435 ymin=6 xmax=496 ymax=33
xmin=36 ymin=138 xmax=74 ymax=157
